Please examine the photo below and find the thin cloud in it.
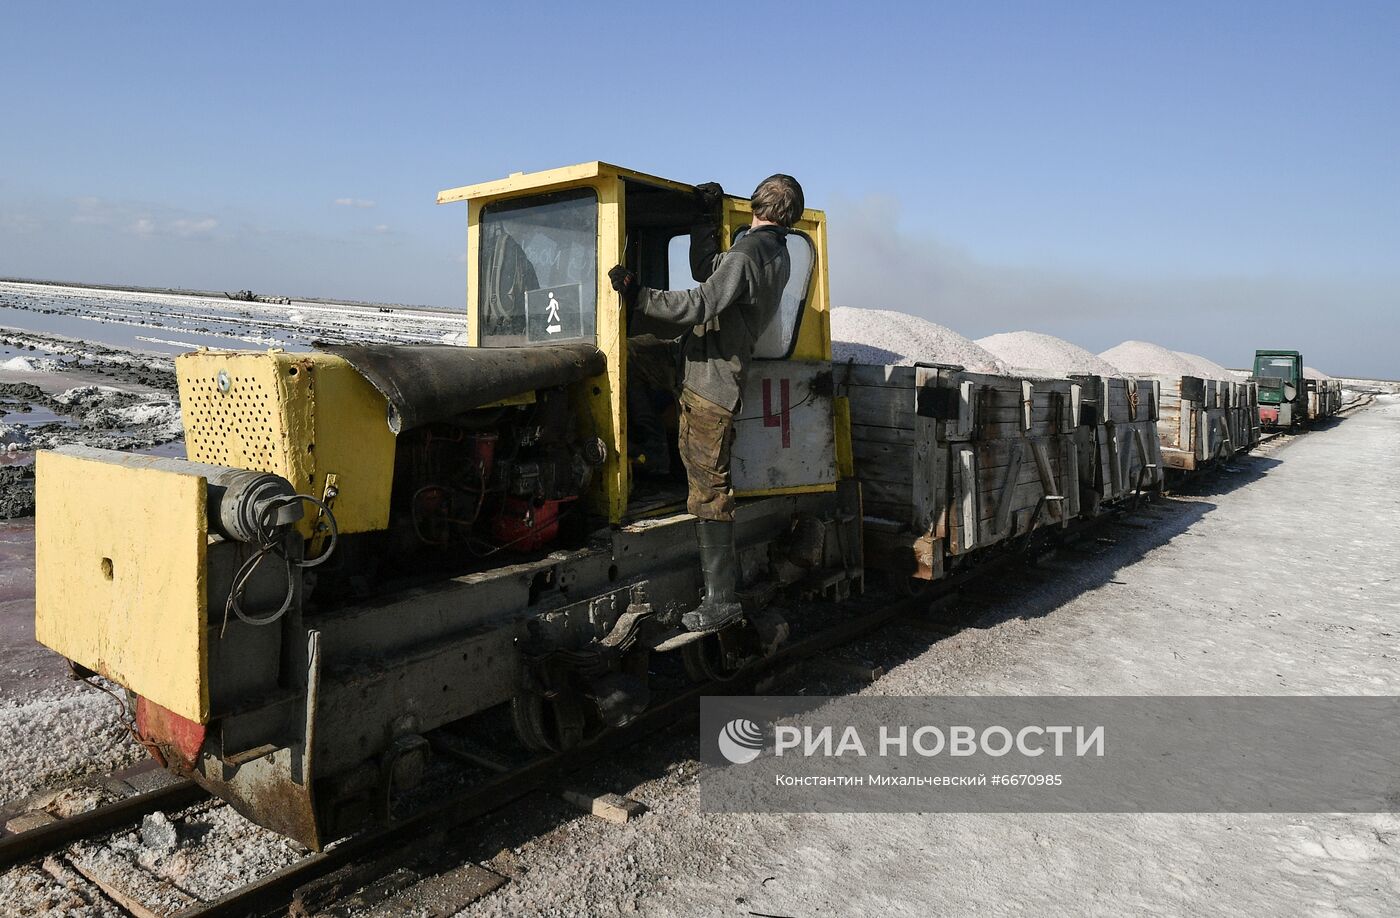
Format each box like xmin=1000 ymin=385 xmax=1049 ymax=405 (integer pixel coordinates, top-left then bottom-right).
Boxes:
xmin=0 ymin=211 xmax=39 ymax=232
xmin=170 ymin=217 xmax=219 ymax=238
xmin=334 ymin=197 xmax=376 ymax=209
xmin=67 ymin=197 xmax=220 ymax=240
xmin=71 ymin=196 xmax=110 ymax=226
xmin=126 ymin=215 xmax=218 ymax=239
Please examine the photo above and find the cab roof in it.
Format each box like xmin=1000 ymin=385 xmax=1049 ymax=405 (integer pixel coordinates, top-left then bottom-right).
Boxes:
xmin=437 ymin=161 xmax=825 ymax=223
xmin=437 ymin=161 xmax=691 ymax=205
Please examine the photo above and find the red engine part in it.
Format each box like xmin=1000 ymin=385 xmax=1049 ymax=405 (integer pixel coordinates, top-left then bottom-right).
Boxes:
xmin=492 ymin=496 xmax=574 ymax=551
xmin=135 ymin=695 xmax=207 ymax=769
xmin=1259 ymin=405 xmax=1280 ymax=425
xmin=411 ymin=484 xmax=453 ymax=544
xmin=469 ymin=432 xmax=499 ymax=481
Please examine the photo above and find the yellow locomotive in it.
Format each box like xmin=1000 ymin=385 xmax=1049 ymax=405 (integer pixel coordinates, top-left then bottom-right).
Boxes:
xmin=34 ymin=163 xmax=863 ymax=848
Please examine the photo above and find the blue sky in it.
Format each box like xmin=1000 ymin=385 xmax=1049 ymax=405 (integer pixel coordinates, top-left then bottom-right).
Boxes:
xmin=2 ymin=2 xmax=1396 ymax=375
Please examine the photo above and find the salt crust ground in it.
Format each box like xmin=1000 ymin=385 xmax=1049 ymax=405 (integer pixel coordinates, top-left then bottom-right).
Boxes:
xmin=0 ymin=800 xmax=308 ymax=914
xmin=0 ymin=682 xmax=144 ymax=805
xmin=0 ymin=281 xmax=464 ymax=352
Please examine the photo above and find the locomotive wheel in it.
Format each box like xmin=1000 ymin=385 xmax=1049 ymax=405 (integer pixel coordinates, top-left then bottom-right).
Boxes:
xmin=510 ymin=691 xmax=588 ymax=752
xmin=680 ymin=628 xmax=748 ymax=683
xmin=883 ymin=570 xmax=933 ymax=597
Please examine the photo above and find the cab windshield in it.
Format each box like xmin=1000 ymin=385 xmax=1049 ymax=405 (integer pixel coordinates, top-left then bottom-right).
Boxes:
xmin=1255 ymin=356 xmax=1298 ymax=389
xmin=478 ymin=188 xmax=598 ymax=346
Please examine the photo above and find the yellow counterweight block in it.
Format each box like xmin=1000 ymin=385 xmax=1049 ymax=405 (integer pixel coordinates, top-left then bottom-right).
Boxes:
xmin=35 ymin=450 xmax=211 ymax=722
xmin=177 ymin=350 xmax=397 ymax=536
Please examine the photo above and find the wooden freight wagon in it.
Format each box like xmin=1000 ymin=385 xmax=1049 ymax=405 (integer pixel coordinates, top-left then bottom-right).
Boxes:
xmin=1241 ymin=381 xmax=1262 ymax=449
xmin=839 ymin=363 xmax=1160 ymax=584
xmin=1307 ymin=379 xmax=1341 ymax=419
xmin=1149 ymin=375 xmax=1248 ymax=471
xmin=1224 ymin=380 xmax=1262 ymax=455
xmin=1089 ymin=374 xmax=1165 ymax=505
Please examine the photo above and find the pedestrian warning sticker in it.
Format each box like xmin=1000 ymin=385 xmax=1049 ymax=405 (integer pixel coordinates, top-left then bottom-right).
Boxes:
xmin=525 ymin=284 xmax=583 ymax=342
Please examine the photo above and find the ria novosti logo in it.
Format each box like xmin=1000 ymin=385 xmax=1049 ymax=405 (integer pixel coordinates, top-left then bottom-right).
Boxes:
xmin=717 ymin=718 xmax=766 ymax=764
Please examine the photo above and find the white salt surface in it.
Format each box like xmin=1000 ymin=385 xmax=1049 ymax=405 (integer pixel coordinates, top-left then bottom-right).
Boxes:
xmin=44 ymin=386 xmax=184 ymax=441
xmin=830 ymin=307 xmax=1006 ymax=373
xmin=53 ymin=385 xmax=126 ymax=405
xmin=109 ymin=401 xmax=184 ymax=439
xmin=1303 ymin=366 xmax=1331 ymax=380
xmin=1098 ymin=340 xmax=1201 ymax=379
xmin=1172 ymin=351 xmax=1235 ymax=381
xmin=0 ymin=424 xmax=31 ymax=449
xmin=0 ymin=686 xmax=304 ymax=912
xmin=78 ymin=802 xmax=307 ymax=903
xmin=0 ymin=355 xmax=63 ymax=373
xmin=975 ymin=331 xmax=1121 ymax=378
xmin=0 ymin=683 xmax=144 ymax=804
xmin=0 ymin=280 xmax=468 ymax=355
xmin=0 ymin=861 xmax=121 ymax=917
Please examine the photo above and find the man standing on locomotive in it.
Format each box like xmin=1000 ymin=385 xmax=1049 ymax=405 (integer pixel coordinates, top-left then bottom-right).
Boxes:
xmin=609 ymin=173 xmax=804 ymax=633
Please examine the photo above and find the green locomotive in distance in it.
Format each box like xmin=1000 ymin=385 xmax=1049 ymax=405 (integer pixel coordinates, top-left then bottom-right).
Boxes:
xmin=1253 ymin=349 xmax=1305 ymax=429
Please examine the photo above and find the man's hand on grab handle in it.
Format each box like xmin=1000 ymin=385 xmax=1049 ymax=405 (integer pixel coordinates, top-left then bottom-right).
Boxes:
xmin=693 ymin=181 xmax=724 ymax=221
xmin=608 ymin=264 xmax=638 ymax=308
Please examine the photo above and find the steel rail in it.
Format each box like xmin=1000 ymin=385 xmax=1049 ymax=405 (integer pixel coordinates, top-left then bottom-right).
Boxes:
xmin=0 ymin=778 xmax=205 ymax=870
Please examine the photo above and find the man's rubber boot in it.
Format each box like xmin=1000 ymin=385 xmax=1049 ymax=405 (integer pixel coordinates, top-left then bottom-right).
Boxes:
xmin=681 ymin=519 xmax=745 ymax=633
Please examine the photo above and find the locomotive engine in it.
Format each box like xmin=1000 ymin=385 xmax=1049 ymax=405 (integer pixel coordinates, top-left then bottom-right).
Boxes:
xmin=330 ymin=377 xmax=607 ymax=596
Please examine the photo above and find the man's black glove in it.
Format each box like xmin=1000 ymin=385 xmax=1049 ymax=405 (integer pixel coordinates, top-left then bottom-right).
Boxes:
xmin=693 ymin=181 xmax=724 ymax=221
xmin=608 ymin=264 xmax=638 ymax=307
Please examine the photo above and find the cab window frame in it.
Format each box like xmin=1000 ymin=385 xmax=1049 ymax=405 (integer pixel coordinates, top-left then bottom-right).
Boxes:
xmin=476 ymin=186 xmax=600 ymax=348
xmin=729 ymin=225 xmax=817 ymax=361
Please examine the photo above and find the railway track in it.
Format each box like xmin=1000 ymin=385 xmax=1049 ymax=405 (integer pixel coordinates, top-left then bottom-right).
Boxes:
xmin=0 ymin=774 xmax=204 ymax=870
xmin=1250 ymin=391 xmax=1373 ymax=451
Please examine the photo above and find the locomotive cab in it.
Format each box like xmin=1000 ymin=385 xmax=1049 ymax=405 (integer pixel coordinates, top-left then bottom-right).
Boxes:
xmin=1253 ymin=349 xmax=1305 ymax=429
xmin=437 ymin=162 xmax=842 ymax=524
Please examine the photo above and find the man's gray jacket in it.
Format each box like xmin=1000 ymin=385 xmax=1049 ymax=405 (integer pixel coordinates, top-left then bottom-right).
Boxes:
xmin=636 ymin=225 xmax=791 ymax=412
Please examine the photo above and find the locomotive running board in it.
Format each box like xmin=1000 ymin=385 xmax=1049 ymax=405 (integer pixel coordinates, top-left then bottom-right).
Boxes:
xmin=649 ymin=629 xmax=709 ymax=652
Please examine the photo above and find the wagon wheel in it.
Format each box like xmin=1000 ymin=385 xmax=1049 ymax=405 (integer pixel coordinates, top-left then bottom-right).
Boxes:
xmin=510 ymin=691 xmax=588 ymax=752
xmin=882 ymin=570 xmax=934 ymax=598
